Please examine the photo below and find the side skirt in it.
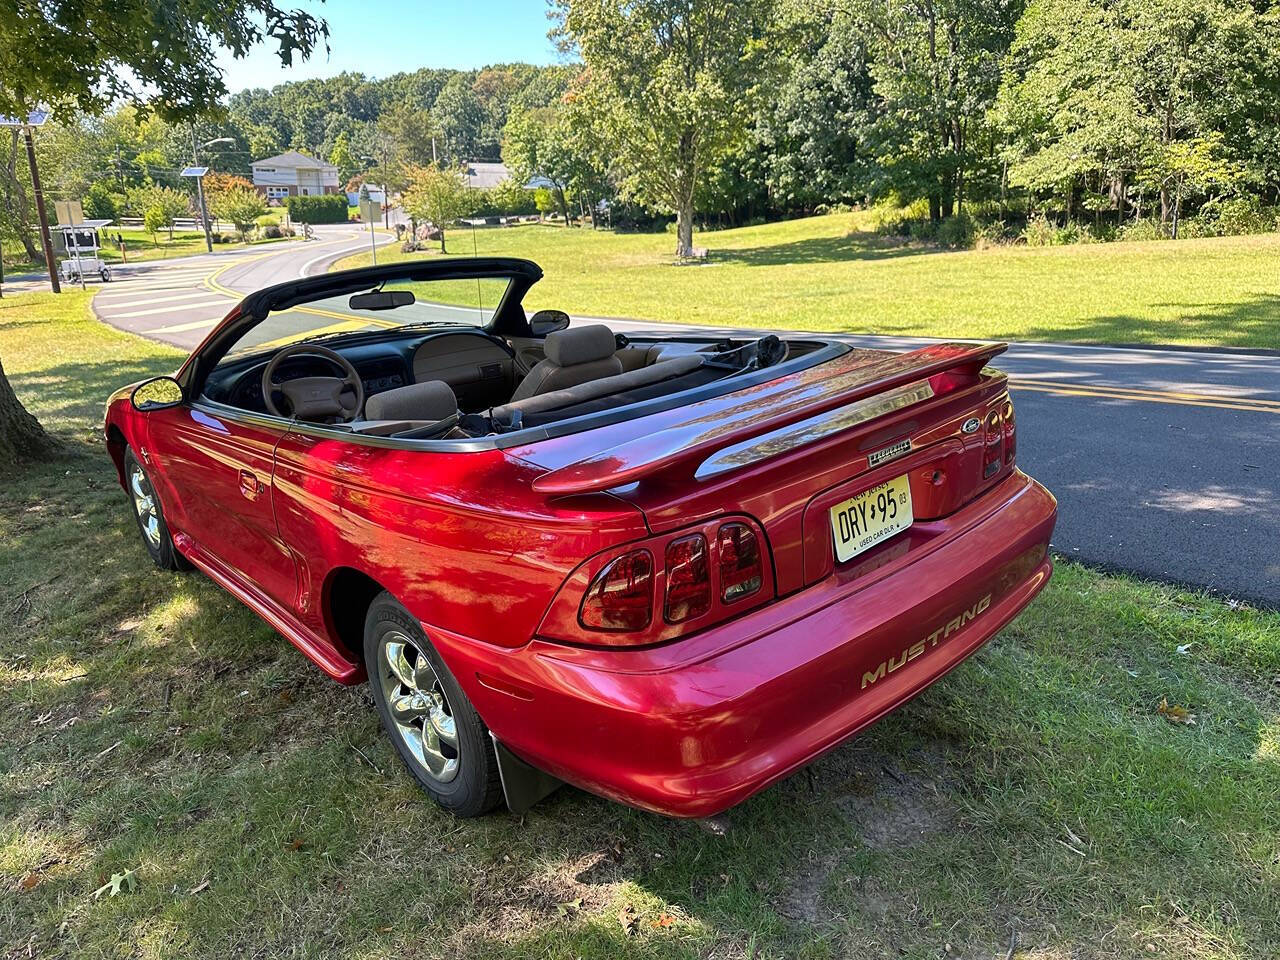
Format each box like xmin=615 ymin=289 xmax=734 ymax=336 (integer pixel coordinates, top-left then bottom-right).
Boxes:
xmin=490 ymin=734 xmax=564 ymax=814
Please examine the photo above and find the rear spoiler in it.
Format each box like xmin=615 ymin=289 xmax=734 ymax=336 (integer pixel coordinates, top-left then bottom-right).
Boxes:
xmin=531 ymin=341 xmax=1006 ymax=495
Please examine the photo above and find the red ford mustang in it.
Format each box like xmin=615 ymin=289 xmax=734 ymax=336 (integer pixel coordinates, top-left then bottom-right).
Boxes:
xmin=104 ymin=258 xmax=1056 ymax=818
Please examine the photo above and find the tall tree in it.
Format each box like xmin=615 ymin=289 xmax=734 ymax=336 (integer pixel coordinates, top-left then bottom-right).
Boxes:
xmin=0 ymin=0 xmax=327 ymax=461
xmin=502 ymin=105 xmax=579 ymax=225
xmin=850 ymin=0 xmax=1019 ymax=221
xmin=558 ymin=0 xmax=771 ymax=256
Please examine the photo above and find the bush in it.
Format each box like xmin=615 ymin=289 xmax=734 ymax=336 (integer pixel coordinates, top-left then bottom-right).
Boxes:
xmin=284 ymin=193 xmax=349 ymax=224
xmin=261 ymin=224 xmax=283 ymax=239
xmin=1117 ymin=219 xmax=1167 ymax=242
xmin=1201 ymin=197 xmax=1279 ymax=236
xmin=1021 ymin=214 xmax=1057 ymax=246
xmin=83 ymin=183 xmax=123 ymax=222
xmin=935 ymin=213 xmax=973 ymax=248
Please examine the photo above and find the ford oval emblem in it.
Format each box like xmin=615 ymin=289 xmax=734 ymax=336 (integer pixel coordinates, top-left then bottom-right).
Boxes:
xmin=961 ymin=417 xmax=982 ymax=434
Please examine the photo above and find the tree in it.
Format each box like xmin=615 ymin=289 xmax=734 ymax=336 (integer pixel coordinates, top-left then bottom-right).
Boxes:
xmin=401 ymin=164 xmax=477 ymax=253
xmin=433 ymin=73 xmax=486 ymax=162
xmin=143 ymin=204 xmax=167 ymax=242
xmin=503 ymin=106 xmax=577 ymax=225
xmin=0 ymin=0 xmax=327 ymax=461
xmin=328 ymin=131 xmax=358 ymax=183
xmin=558 ymin=0 xmax=772 ymax=257
xmin=211 ymin=185 xmax=268 ymax=240
xmin=128 ymin=185 xmax=189 ymax=240
xmin=848 ymin=0 xmax=1018 ymax=222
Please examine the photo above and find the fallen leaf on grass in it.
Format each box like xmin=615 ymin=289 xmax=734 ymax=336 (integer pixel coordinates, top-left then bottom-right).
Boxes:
xmin=20 ymin=872 xmax=42 ymax=890
xmin=1158 ymin=697 xmax=1197 ymax=725
xmin=287 ymin=837 xmax=304 ymax=851
xmin=653 ymin=913 xmax=676 ymax=928
xmin=556 ymin=897 xmax=583 ymax=916
xmin=91 ymin=868 xmax=138 ymax=899
xmin=618 ymin=906 xmax=637 ymax=936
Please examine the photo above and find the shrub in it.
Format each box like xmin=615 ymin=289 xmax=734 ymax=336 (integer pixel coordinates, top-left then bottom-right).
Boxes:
xmin=1117 ymin=219 xmax=1167 ymax=242
xmin=83 ymin=183 xmax=123 ymax=222
xmin=1203 ymin=197 xmax=1278 ymax=236
xmin=261 ymin=224 xmax=283 ymax=239
xmin=935 ymin=213 xmax=973 ymax=248
xmin=1021 ymin=214 xmax=1057 ymax=246
xmin=284 ymin=193 xmax=349 ymax=224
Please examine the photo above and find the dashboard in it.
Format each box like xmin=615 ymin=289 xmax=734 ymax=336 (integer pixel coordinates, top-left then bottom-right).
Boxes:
xmin=203 ymin=329 xmax=516 ymax=415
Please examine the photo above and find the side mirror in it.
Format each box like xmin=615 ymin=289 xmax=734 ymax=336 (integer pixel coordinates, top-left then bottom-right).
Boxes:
xmin=130 ymin=376 xmax=184 ymax=412
xmin=529 ymin=309 xmax=571 ymax=337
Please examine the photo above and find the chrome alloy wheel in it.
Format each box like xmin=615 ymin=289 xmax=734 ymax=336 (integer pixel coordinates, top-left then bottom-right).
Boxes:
xmin=129 ymin=462 xmax=162 ymax=548
xmin=378 ymin=631 xmax=460 ymax=783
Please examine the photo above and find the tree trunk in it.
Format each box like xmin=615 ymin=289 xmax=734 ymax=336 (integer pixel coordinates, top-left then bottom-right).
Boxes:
xmin=439 ymin=227 xmax=447 ymax=254
xmin=675 ymin=202 xmax=695 ymax=258
xmin=0 ymin=357 xmax=57 ymax=461
xmin=555 ymin=187 xmax=571 ymax=227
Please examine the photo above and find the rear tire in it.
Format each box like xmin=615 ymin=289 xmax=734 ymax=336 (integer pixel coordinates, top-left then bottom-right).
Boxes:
xmin=363 ymin=592 xmax=503 ymax=817
xmin=123 ymin=447 xmax=191 ymax=571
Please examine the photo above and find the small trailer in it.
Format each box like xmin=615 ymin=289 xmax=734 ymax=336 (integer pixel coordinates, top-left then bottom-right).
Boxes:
xmin=56 ymin=219 xmax=114 ymax=284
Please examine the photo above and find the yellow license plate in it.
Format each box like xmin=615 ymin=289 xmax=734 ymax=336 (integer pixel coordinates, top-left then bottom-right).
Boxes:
xmin=829 ymin=475 xmax=914 ymax=563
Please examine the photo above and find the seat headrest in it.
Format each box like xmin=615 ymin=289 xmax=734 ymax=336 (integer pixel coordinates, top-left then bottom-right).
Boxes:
xmin=544 ymin=324 xmax=616 ymax=367
xmin=364 ymin=379 xmax=458 ymax=422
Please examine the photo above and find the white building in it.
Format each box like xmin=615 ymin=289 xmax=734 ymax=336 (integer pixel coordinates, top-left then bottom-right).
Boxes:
xmin=251 ymin=151 xmax=341 ymax=200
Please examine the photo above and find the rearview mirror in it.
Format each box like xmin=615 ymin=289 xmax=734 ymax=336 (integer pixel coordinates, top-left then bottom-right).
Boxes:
xmin=130 ymin=376 xmax=183 ymax=412
xmin=529 ymin=309 xmax=571 ymax=337
xmin=350 ymin=290 xmax=415 ymax=311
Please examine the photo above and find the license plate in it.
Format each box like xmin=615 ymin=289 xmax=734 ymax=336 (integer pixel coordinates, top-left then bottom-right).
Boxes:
xmin=829 ymin=475 xmax=914 ymax=563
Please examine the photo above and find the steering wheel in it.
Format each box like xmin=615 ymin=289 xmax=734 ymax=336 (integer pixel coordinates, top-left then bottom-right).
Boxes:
xmin=261 ymin=343 xmax=365 ymax=422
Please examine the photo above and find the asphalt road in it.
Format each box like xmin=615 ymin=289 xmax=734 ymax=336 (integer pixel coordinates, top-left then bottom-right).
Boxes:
xmin=84 ymin=235 xmax=1280 ymax=607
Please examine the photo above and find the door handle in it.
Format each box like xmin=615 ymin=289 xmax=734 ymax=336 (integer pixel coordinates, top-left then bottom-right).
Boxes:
xmin=238 ymin=469 xmax=264 ymax=501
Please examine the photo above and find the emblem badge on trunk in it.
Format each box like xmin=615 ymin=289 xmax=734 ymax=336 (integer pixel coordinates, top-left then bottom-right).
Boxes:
xmin=867 ymin=438 xmax=911 ymax=467
xmin=961 ymin=417 xmax=982 ymax=434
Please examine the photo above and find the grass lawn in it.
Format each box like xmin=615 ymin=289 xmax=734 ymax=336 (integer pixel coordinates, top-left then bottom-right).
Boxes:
xmin=3 ymin=291 xmax=1279 ymax=959
xmin=337 ymin=215 xmax=1280 ymax=350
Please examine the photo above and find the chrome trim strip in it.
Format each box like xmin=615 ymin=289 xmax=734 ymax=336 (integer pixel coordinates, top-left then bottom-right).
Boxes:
xmin=694 ymin=380 xmax=934 ymax=480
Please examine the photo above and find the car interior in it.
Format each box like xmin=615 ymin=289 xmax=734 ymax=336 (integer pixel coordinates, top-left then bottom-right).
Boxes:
xmin=200 ymin=285 xmax=816 ymax=441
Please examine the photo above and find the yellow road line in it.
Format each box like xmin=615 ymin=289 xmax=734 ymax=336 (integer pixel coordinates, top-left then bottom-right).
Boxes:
xmin=1016 ymin=377 xmax=1280 ymax=408
xmin=203 ymin=236 xmax=400 ymax=336
xmin=150 ymin=317 xmax=225 ymax=334
xmin=1012 ymin=381 xmax=1280 ymax=414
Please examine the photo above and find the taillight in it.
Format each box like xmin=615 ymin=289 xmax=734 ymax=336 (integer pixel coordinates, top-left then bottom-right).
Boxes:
xmin=578 ymin=549 xmax=654 ymax=631
xmin=717 ymin=522 xmax=763 ymax=603
xmin=983 ymin=408 xmax=1004 ymax=478
xmin=543 ymin=516 xmax=775 ymax=647
xmin=1002 ymin=399 xmax=1016 ymax=464
xmin=663 ymin=535 xmax=711 ymax=623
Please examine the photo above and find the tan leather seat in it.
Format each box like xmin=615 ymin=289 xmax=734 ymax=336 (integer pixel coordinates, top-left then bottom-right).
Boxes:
xmin=510 ymin=324 xmax=622 ymax=402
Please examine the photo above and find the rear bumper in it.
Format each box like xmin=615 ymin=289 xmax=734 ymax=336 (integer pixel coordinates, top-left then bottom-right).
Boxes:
xmin=435 ymin=471 xmax=1057 ymax=818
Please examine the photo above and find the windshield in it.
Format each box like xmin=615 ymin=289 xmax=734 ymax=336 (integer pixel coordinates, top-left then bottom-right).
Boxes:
xmin=225 ymin=276 xmax=513 ymax=358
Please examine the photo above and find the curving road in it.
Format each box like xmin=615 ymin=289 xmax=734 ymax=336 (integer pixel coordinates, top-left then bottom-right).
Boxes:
xmin=90 ymin=232 xmax=1280 ymax=607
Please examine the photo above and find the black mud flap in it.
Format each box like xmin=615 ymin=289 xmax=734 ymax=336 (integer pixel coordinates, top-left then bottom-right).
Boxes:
xmin=490 ymin=734 xmax=563 ymax=813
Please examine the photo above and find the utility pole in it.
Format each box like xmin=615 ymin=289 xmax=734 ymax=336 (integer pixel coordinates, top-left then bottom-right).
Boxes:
xmin=191 ymin=127 xmax=213 ymax=253
xmin=382 ymin=143 xmax=390 ymax=229
xmin=24 ymin=126 xmax=59 ymax=294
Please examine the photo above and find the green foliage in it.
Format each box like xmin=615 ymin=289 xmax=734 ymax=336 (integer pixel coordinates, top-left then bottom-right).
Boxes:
xmin=284 ymin=194 xmax=349 ymax=224
xmin=128 ymin=184 xmax=188 ymax=240
xmin=0 ymin=0 xmax=327 ymax=121
xmin=485 ymin=177 xmax=537 ymax=216
xmin=142 ymin=205 xmax=166 ymax=240
xmin=82 ymin=183 xmax=123 ymax=222
xmin=559 ymin=0 xmax=773 ymax=255
xmin=401 ymin=164 xmax=478 ymax=252
xmin=212 ymin=186 xmax=269 ymax=239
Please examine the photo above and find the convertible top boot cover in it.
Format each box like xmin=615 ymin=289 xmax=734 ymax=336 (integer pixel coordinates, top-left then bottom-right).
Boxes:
xmin=510 ymin=325 xmax=623 ymax=402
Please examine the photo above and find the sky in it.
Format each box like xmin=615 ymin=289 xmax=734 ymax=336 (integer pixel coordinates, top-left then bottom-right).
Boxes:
xmin=216 ymin=1 xmax=563 ymax=93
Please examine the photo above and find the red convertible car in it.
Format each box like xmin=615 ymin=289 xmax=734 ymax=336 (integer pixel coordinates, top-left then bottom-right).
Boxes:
xmin=105 ymin=258 xmax=1056 ymax=818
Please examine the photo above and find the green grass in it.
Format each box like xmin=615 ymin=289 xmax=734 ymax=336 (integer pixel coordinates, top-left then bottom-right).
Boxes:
xmin=3 ymin=291 xmax=1279 ymax=958
xmin=338 ymin=215 xmax=1280 ymax=349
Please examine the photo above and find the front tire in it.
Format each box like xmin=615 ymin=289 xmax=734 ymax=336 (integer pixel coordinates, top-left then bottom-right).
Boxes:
xmin=364 ymin=592 xmax=502 ymax=817
xmin=123 ymin=447 xmax=190 ymax=571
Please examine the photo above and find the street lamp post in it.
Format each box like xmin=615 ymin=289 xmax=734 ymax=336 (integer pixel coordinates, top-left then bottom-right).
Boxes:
xmin=191 ymin=132 xmax=234 ymax=253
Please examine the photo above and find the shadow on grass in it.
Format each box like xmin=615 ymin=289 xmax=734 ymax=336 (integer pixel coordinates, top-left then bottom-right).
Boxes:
xmin=711 ymin=230 xmax=945 ymax=267
xmin=8 ymin=357 xmax=177 ymax=432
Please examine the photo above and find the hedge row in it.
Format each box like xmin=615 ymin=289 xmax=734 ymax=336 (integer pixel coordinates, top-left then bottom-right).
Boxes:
xmin=284 ymin=194 xmax=349 ymax=224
